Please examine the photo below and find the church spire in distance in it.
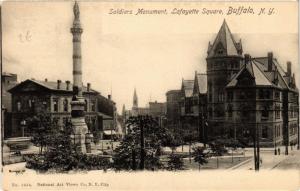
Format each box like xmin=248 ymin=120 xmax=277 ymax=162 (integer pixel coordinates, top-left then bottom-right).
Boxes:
xmin=133 ymin=88 xmax=138 ymax=109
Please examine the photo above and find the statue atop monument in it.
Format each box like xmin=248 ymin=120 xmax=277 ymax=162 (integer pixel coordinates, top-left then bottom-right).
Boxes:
xmin=73 ymin=1 xmax=80 ymax=20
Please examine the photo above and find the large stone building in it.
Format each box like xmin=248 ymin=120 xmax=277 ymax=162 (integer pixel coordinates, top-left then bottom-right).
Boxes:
xmin=166 ymin=20 xmax=299 ymax=147
xmin=224 ymin=54 xmax=298 ymax=147
xmin=166 ymin=72 xmax=207 ymax=141
xmin=8 ymin=79 xmax=116 ymax=141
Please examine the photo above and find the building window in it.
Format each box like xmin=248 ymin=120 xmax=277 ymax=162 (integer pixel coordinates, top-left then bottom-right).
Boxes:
xmin=63 ymin=98 xmax=68 ymax=112
xmin=84 ymin=99 xmax=88 ymax=111
xmin=275 ymin=105 xmax=280 ymax=119
xmin=239 ymin=91 xmax=246 ymax=99
xmin=28 ymin=99 xmax=32 ymax=108
xmin=215 ymin=106 xmax=224 ymax=117
xmin=17 ymin=101 xmax=21 ymax=111
xmin=262 ymin=126 xmax=268 ymax=138
xmin=218 ymin=92 xmax=224 ymax=102
xmin=91 ymin=100 xmax=96 ymax=112
xmin=228 ymin=105 xmax=233 ymax=118
xmin=276 ymin=126 xmax=280 ymax=137
xmin=261 ymin=105 xmax=269 ymax=119
xmin=208 ymin=108 xmax=212 ymax=118
xmin=259 ymin=90 xmax=264 ymax=99
xmin=53 ymin=98 xmax=58 ymax=112
xmin=235 ymin=62 xmax=239 ymax=68
xmin=265 ymin=90 xmax=271 ymax=99
xmin=227 ymin=91 xmax=233 ymax=102
xmin=275 ymin=91 xmax=280 ymax=100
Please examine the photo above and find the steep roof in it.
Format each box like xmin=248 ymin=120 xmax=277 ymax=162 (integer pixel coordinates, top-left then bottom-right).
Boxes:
xmin=207 ymin=20 xmax=242 ymax=58
xmin=194 ymin=73 xmax=207 ymax=94
xmin=182 ymin=80 xmax=194 ymax=97
xmin=227 ymin=54 xmax=298 ymax=92
xmin=253 ymin=57 xmax=286 ymax=77
xmin=253 ymin=57 xmax=295 ymax=90
xmin=226 ymin=60 xmax=272 ymax=87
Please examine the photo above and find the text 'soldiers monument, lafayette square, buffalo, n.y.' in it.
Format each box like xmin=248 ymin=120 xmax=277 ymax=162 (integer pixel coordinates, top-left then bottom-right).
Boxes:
xmin=70 ymin=1 xmax=91 ymax=153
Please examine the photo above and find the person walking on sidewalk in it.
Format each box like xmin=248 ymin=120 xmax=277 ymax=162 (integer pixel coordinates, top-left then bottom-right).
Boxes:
xmin=260 ymin=157 xmax=263 ymax=165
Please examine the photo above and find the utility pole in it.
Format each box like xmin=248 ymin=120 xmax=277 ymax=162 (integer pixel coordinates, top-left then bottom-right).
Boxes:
xmin=253 ymin=125 xmax=258 ymax=171
xmin=285 ymin=123 xmax=289 ymax=155
xmin=256 ymin=123 xmax=260 ymax=171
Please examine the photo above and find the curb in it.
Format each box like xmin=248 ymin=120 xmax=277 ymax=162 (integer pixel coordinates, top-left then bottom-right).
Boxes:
xmin=228 ymin=158 xmax=252 ymax=170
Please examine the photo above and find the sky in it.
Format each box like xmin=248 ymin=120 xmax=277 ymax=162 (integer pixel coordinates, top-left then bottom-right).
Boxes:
xmin=2 ymin=1 xmax=298 ymax=113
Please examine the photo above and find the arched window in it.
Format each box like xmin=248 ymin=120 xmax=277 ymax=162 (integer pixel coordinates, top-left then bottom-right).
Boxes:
xmin=63 ymin=98 xmax=68 ymax=112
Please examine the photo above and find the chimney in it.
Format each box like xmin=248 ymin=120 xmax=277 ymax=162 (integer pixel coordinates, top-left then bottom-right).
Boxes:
xmin=45 ymin=78 xmax=48 ymax=82
xmin=87 ymin=83 xmax=91 ymax=92
xmin=244 ymin=54 xmax=251 ymax=64
xmin=287 ymin=61 xmax=291 ymax=76
xmin=292 ymin=73 xmax=295 ymax=87
xmin=267 ymin=52 xmax=273 ymax=71
xmin=66 ymin=80 xmax=70 ymax=90
xmin=108 ymin=95 xmax=111 ymax=100
xmin=57 ymin=80 xmax=61 ymax=89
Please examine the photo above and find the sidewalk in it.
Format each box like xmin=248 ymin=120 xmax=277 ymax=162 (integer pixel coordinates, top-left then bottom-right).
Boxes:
xmin=232 ymin=147 xmax=298 ymax=170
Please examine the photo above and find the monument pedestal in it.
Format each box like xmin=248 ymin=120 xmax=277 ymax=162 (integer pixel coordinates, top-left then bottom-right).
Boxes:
xmin=71 ymin=98 xmax=89 ymax=154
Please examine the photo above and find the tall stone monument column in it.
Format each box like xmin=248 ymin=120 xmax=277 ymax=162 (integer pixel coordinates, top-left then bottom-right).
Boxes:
xmin=70 ymin=1 xmax=88 ymax=153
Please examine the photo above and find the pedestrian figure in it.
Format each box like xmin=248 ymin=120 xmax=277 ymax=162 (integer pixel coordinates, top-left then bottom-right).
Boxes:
xmin=260 ymin=157 xmax=262 ymax=165
xmin=278 ymin=148 xmax=281 ymax=155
